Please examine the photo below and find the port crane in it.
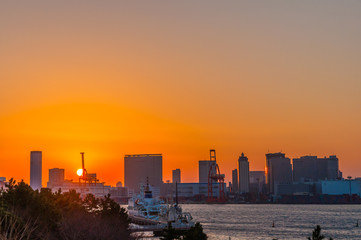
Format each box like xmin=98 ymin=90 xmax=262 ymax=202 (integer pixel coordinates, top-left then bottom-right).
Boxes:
xmin=207 ymin=149 xmax=226 ymax=202
xmin=78 ymin=152 xmax=99 ymax=185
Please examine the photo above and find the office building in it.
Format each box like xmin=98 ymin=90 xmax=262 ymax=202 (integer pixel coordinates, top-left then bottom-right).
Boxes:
xmin=48 ymin=179 xmax=112 ymax=198
xmin=124 ymin=154 xmax=163 ymax=193
xmin=275 ymin=182 xmax=315 ymax=196
xmin=265 ymin=152 xmax=292 ymax=193
xmin=109 ymin=186 xmax=129 ymax=204
xmin=47 ymin=168 xmax=65 ymax=188
xmin=249 ymin=171 xmax=265 ymax=193
xmin=326 ymin=155 xmax=340 ymax=179
xmin=232 ymin=169 xmax=238 ymax=193
xmin=30 ymin=151 xmax=42 ymax=190
xmin=238 ymin=153 xmax=250 ymax=193
xmin=293 ymin=155 xmax=340 ymax=182
xmin=176 ymin=182 xmax=227 ymax=198
xmin=198 ymin=160 xmax=216 ymax=183
xmin=172 ymin=169 xmax=181 ymax=183
xmin=317 ymin=179 xmax=361 ymax=196
xmin=250 ymin=171 xmax=265 ymax=184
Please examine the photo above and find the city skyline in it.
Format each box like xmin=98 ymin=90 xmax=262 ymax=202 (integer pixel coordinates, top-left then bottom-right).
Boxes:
xmin=0 ymin=149 xmax=349 ymax=188
xmin=1 ymin=1 xmax=361 ymax=186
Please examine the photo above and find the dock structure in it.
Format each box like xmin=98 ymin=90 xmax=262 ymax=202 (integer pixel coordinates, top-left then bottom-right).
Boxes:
xmin=129 ymin=215 xmax=193 ymax=234
xmin=128 ymin=215 xmax=159 ymax=226
xmin=129 ymin=224 xmax=191 ymax=233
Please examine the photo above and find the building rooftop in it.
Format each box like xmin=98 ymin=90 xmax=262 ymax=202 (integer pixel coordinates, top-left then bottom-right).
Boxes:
xmin=124 ymin=154 xmax=162 ymax=157
xmin=266 ymin=152 xmax=286 ymax=159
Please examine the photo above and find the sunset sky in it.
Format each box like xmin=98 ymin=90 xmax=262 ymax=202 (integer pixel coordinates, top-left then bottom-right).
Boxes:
xmin=1 ymin=1 xmax=361 ymax=186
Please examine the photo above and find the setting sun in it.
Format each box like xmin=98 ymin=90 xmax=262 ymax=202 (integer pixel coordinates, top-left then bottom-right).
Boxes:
xmin=77 ymin=169 xmax=83 ymax=177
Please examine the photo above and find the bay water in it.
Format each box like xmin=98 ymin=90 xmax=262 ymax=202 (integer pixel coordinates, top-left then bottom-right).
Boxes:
xmin=181 ymin=204 xmax=361 ymax=239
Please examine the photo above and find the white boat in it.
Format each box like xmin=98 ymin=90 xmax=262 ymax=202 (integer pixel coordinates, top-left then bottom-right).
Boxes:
xmin=127 ymin=181 xmax=194 ymax=229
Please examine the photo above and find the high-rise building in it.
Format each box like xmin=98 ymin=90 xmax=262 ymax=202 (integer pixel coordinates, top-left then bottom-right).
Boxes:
xmin=293 ymin=155 xmax=340 ymax=182
xmin=249 ymin=171 xmax=265 ymax=193
xmin=292 ymin=156 xmax=318 ymax=182
xmin=47 ymin=168 xmax=64 ymax=188
xmin=172 ymin=169 xmax=181 ymax=183
xmin=232 ymin=169 xmax=238 ymax=193
xmin=238 ymin=153 xmax=250 ymax=193
xmin=250 ymin=171 xmax=266 ymax=184
xmin=124 ymin=154 xmax=163 ymax=193
xmin=198 ymin=160 xmax=216 ymax=183
xmin=265 ymin=152 xmax=292 ymax=193
xmin=30 ymin=151 xmax=42 ymax=190
xmin=326 ymin=155 xmax=339 ymax=180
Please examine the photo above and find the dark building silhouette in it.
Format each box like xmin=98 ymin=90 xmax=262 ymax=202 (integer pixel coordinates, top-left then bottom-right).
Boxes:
xmin=198 ymin=160 xmax=216 ymax=183
xmin=232 ymin=169 xmax=238 ymax=193
xmin=238 ymin=153 xmax=250 ymax=193
xmin=30 ymin=151 xmax=42 ymax=190
xmin=265 ymin=152 xmax=292 ymax=193
xmin=47 ymin=168 xmax=64 ymax=188
xmin=124 ymin=154 xmax=162 ymax=193
xmin=172 ymin=169 xmax=181 ymax=183
xmin=293 ymin=155 xmax=340 ymax=182
xmin=249 ymin=171 xmax=265 ymax=193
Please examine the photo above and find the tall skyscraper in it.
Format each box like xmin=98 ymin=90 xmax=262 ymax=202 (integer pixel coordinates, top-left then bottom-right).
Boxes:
xmin=198 ymin=160 xmax=216 ymax=183
xmin=326 ymin=155 xmax=339 ymax=180
xmin=292 ymin=156 xmax=318 ymax=182
xmin=47 ymin=168 xmax=64 ymax=188
xmin=238 ymin=153 xmax=250 ymax=193
xmin=232 ymin=169 xmax=238 ymax=193
xmin=250 ymin=171 xmax=265 ymax=184
xmin=124 ymin=154 xmax=162 ymax=193
xmin=172 ymin=169 xmax=181 ymax=183
xmin=249 ymin=171 xmax=265 ymax=193
xmin=293 ymin=155 xmax=340 ymax=182
xmin=265 ymin=152 xmax=292 ymax=193
xmin=30 ymin=151 xmax=42 ymax=190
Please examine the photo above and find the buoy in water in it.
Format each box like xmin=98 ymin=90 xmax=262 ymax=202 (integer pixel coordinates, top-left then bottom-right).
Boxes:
xmin=272 ymin=221 xmax=275 ymax=228
xmin=356 ymin=220 xmax=359 ymax=227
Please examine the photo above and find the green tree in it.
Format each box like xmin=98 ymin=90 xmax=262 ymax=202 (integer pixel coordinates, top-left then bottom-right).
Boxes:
xmin=83 ymin=193 xmax=99 ymax=213
xmin=308 ymin=225 xmax=333 ymax=240
xmin=183 ymin=222 xmax=207 ymax=240
xmin=100 ymin=194 xmax=120 ymax=217
xmin=55 ymin=189 xmax=84 ymax=213
xmin=0 ymin=179 xmax=60 ymax=238
xmin=99 ymin=193 xmax=129 ymax=226
xmin=0 ymin=179 xmax=131 ymax=240
xmin=160 ymin=222 xmax=181 ymax=240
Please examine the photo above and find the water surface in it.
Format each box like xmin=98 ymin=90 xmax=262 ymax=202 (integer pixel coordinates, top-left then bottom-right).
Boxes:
xmin=181 ymin=204 xmax=361 ymax=239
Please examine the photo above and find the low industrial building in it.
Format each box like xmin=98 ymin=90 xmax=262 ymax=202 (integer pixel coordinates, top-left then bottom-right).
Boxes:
xmin=316 ymin=179 xmax=361 ymax=196
xmin=175 ymin=182 xmax=227 ymax=198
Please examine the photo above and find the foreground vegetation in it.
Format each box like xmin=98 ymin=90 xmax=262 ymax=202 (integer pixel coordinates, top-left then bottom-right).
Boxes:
xmin=0 ymin=179 xmax=207 ymax=240
xmin=0 ymin=179 xmax=130 ymax=239
xmin=157 ymin=222 xmax=207 ymax=240
xmin=308 ymin=225 xmax=333 ymax=240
